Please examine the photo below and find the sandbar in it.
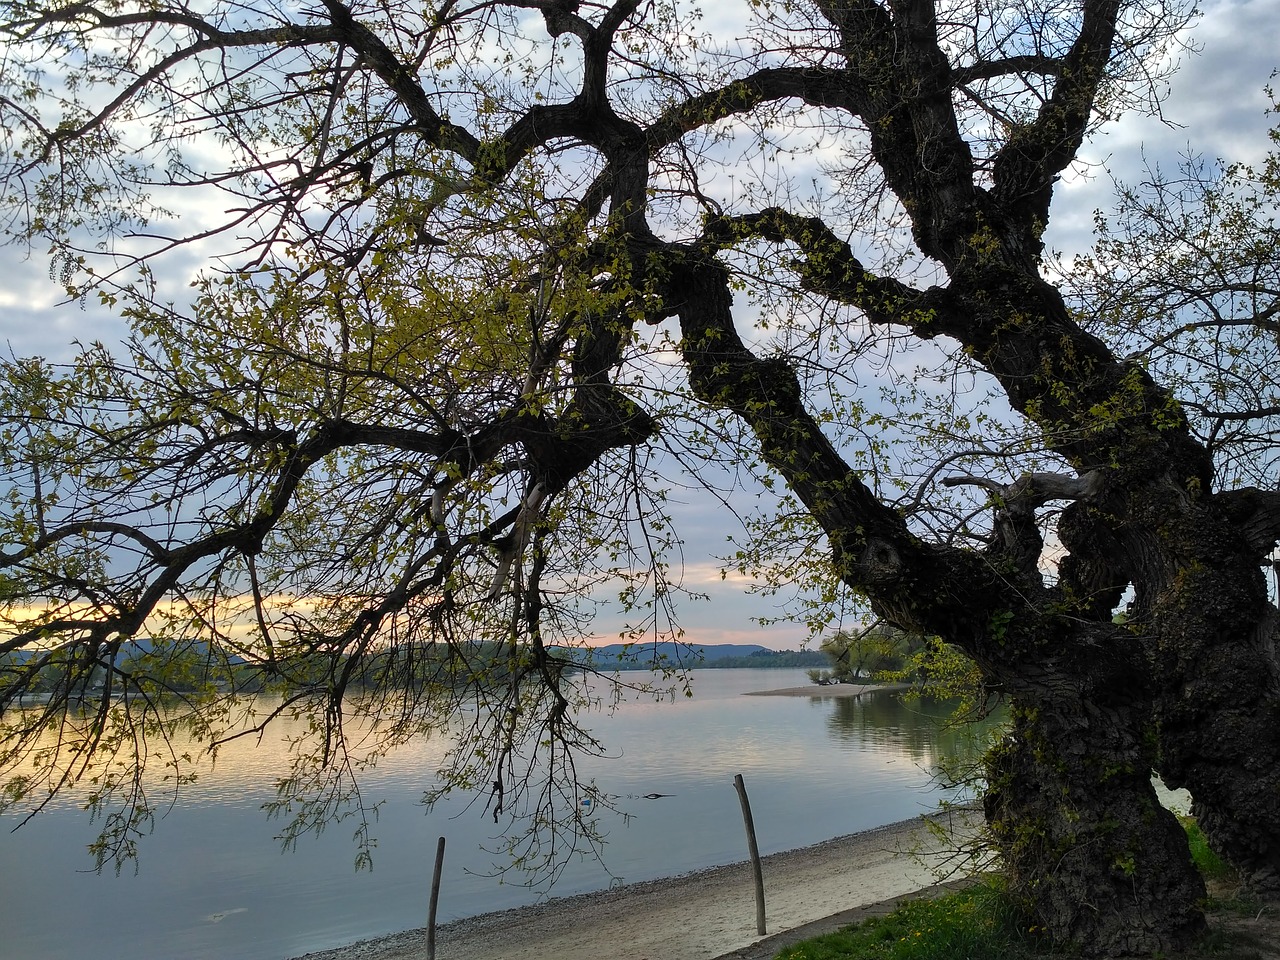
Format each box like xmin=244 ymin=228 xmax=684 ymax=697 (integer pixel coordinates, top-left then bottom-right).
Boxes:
xmin=742 ymin=682 xmax=911 ymax=698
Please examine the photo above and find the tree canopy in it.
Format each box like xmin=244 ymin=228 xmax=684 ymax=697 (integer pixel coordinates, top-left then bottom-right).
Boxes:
xmin=2 ymin=0 xmax=1279 ymax=952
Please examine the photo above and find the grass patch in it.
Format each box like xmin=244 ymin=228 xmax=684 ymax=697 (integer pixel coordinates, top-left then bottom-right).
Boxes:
xmin=1178 ymin=814 xmax=1234 ymax=882
xmin=1178 ymin=824 xmax=1272 ymax=960
xmin=774 ymin=879 xmax=1048 ymax=960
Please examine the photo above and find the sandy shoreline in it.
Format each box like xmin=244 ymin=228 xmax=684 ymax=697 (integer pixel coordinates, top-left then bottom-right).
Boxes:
xmin=289 ymin=806 xmax=980 ymax=960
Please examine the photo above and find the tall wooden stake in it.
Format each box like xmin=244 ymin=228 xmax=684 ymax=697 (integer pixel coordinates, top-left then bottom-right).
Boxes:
xmin=734 ymin=773 xmax=767 ymax=935
xmin=427 ymin=836 xmax=446 ymax=960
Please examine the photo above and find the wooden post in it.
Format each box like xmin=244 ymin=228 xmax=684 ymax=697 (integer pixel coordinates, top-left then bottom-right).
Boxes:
xmin=734 ymin=773 xmax=767 ymax=935
xmin=427 ymin=836 xmax=446 ymax=960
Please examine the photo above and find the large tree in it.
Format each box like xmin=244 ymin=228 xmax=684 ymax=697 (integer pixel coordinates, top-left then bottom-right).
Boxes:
xmin=1 ymin=0 xmax=1277 ymax=953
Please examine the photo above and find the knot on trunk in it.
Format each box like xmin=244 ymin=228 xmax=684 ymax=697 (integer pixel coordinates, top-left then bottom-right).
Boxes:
xmin=858 ymin=538 xmax=902 ymax=583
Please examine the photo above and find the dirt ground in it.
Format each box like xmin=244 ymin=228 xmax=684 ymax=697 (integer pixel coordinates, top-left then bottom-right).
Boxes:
xmin=1188 ymin=878 xmax=1280 ymax=960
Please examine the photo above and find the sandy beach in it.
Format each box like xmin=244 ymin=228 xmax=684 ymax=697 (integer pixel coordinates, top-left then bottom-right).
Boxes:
xmin=289 ymin=806 xmax=981 ymax=960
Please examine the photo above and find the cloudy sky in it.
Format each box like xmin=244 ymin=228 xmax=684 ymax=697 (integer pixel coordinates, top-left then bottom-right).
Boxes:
xmin=1 ymin=0 xmax=1276 ymax=651
xmin=1046 ymin=0 xmax=1277 ymax=254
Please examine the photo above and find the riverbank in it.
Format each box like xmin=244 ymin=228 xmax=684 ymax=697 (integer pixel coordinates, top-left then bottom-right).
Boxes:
xmin=289 ymin=806 xmax=982 ymax=960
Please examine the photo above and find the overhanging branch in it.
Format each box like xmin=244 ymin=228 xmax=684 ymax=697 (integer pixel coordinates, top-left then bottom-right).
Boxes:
xmin=701 ymin=208 xmax=949 ymax=330
xmin=942 ymin=469 xmax=1106 ymax=507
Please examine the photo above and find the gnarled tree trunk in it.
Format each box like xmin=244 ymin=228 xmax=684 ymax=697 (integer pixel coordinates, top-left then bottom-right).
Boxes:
xmin=1138 ymin=491 xmax=1280 ymax=895
xmin=1061 ymin=476 xmax=1280 ymax=896
xmin=674 ymin=254 xmax=1208 ymax=954
xmin=984 ymin=637 xmax=1207 ymax=955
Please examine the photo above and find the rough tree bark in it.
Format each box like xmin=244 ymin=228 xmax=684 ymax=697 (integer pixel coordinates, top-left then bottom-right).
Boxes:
xmin=1138 ymin=492 xmax=1280 ymax=895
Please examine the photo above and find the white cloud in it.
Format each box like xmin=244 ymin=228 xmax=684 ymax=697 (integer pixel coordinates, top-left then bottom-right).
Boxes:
xmin=1047 ymin=0 xmax=1278 ymax=258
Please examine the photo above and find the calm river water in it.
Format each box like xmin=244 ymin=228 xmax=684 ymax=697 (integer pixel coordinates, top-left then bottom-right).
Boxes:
xmin=0 ymin=669 xmax=1000 ymax=960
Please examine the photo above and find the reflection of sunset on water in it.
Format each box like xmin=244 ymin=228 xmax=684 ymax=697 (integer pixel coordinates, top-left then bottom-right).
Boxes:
xmin=2 ymin=694 xmax=458 ymax=811
xmin=7 ymin=669 xmax=996 ymax=811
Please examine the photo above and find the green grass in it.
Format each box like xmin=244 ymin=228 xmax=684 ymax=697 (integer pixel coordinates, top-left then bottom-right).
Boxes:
xmin=1179 ymin=814 xmax=1235 ymax=882
xmin=775 ymin=817 xmax=1263 ymax=960
xmin=774 ymin=880 xmax=1048 ymax=960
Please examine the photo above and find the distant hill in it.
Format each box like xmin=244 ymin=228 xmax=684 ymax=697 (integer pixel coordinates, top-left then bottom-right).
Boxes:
xmin=112 ymin=637 xmax=246 ymax=666
xmin=556 ymin=642 xmax=826 ymax=670
xmin=2 ymin=637 xmax=244 ymax=667
xmin=1 ymin=637 xmax=249 ymax=695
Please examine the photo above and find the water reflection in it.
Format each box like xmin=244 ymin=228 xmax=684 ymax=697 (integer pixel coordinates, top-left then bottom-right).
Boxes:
xmin=1 ymin=669 xmax=1005 ymax=960
xmin=1 ymin=695 xmax=457 ymax=812
xmin=824 ymin=693 xmax=1004 ymax=771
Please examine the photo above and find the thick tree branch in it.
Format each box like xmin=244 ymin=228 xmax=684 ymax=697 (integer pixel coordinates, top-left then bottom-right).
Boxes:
xmin=670 ymin=248 xmax=1000 ymax=639
xmin=944 ymin=470 xmax=1106 ymax=577
xmin=0 ymin=521 xmax=171 ymax=567
xmin=320 ymin=0 xmax=480 ymax=159
xmin=1214 ymin=487 xmax=1280 ymax=557
xmin=942 ymin=469 xmax=1106 ymax=506
xmin=644 ymin=66 xmax=855 ymax=151
xmin=952 ymin=54 xmax=1065 ymax=85
xmin=990 ymin=0 xmax=1122 ymax=232
xmin=701 ymin=207 xmax=946 ymax=328
xmin=816 ymin=0 xmax=978 ymax=262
